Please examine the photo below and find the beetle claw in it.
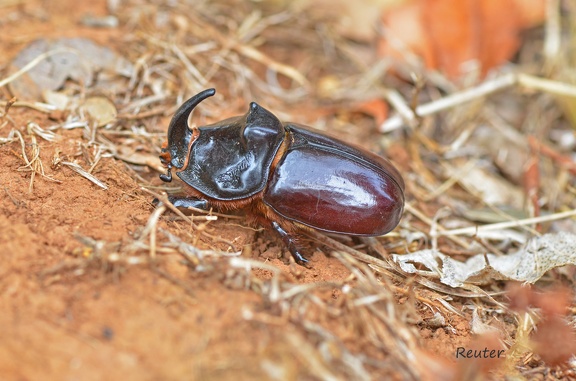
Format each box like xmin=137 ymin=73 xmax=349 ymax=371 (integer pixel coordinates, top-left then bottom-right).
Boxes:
xmin=291 ymin=250 xmax=309 ymax=265
xmin=271 ymin=221 xmax=309 ymax=265
xmin=160 ymin=167 xmax=173 ymax=182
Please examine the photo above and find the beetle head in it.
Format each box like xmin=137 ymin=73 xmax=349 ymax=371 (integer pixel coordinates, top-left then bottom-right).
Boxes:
xmin=160 ymin=88 xmax=216 ymax=182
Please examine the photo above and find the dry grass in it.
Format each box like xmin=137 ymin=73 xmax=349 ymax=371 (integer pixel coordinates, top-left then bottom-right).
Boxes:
xmin=1 ymin=0 xmax=576 ymax=379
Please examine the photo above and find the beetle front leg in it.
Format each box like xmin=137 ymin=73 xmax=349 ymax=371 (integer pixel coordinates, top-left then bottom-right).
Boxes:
xmin=166 ymin=196 xmax=209 ymax=210
xmin=270 ymin=221 xmax=309 ymax=265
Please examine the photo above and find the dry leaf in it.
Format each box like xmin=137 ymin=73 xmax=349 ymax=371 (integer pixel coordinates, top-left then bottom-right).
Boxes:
xmin=42 ymin=90 xmax=72 ymax=110
xmin=379 ymin=0 xmax=546 ymax=79
xmin=115 ymin=146 xmax=164 ymax=173
xmin=508 ymin=285 xmax=576 ymax=367
xmin=532 ymin=315 xmax=576 ymax=366
xmin=353 ymin=98 xmax=389 ymax=126
xmin=9 ymin=38 xmax=134 ymax=100
xmin=512 ymin=0 xmax=549 ymax=28
xmin=444 ymin=163 xmax=524 ymax=209
xmin=82 ymin=96 xmax=117 ymax=127
xmin=394 ymin=232 xmax=576 ymax=288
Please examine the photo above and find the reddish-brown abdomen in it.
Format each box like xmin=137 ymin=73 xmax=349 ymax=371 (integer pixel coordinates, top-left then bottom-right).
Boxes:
xmin=263 ymin=126 xmax=404 ymax=236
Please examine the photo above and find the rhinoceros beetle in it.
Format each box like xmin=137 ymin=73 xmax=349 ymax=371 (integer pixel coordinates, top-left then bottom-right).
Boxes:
xmin=159 ymin=88 xmax=405 ymax=264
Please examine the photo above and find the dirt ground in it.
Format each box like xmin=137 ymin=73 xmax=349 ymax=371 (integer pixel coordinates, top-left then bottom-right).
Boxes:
xmin=1 ymin=1 xmax=574 ymax=380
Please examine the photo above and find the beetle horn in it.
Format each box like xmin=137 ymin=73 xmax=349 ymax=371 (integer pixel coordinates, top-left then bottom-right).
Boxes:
xmin=164 ymin=88 xmax=216 ymax=170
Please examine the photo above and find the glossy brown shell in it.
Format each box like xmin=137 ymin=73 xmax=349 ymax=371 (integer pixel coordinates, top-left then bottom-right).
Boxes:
xmin=263 ymin=125 xmax=405 ymax=236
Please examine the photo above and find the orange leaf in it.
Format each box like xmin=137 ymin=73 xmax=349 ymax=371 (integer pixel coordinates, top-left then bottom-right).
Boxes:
xmin=379 ymin=0 xmax=545 ymax=79
xmin=513 ymin=0 xmax=547 ymax=28
xmin=354 ymin=98 xmax=389 ymax=126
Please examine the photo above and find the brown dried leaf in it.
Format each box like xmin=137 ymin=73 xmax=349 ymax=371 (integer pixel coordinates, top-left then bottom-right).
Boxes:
xmin=82 ymin=96 xmax=117 ymax=127
xmin=9 ymin=38 xmax=134 ymax=100
xmin=379 ymin=0 xmax=546 ymax=79
xmin=353 ymin=98 xmax=389 ymax=126
xmin=509 ymin=285 xmax=576 ymax=367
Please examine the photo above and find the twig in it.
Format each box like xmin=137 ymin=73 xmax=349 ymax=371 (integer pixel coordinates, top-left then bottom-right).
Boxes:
xmin=432 ymin=209 xmax=576 ymax=237
xmin=423 ymin=159 xmax=478 ymax=201
xmin=306 ymin=229 xmax=395 ymax=271
xmin=61 ymin=161 xmax=108 ymax=189
xmin=381 ymin=73 xmax=517 ymax=132
xmin=140 ymin=203 xmax=167 ymax=259
xmin=404 ymin=203 xmax=471 ymax=249
xmin=117 ymin=107 xmax=169 ymax=120
xmin=14 ymin=128 xmax=61 ymax=192
xmin=233 ymin=43 xmax=309 ymax=87
xmin=172 ymin=44 xmax=208 ymax=87
xmin=141 ymin=188 xmax=203 ymax=227
xmin=544 ymin=0 xmax=561 ymax=61
xmin=0 ymin=100 xmax=57 ymax=113
xmin=516 ymin=73 xmax=576 ymax=97
xmin=87 ymin=146 xmax=105 ymax=174
xmin=196 ymin=15 xmax=309 ymax=88
xmin=0 ymin=97 xmax=17 ymax=120
xmin=380 ymin=73 xmax=576 ymax=132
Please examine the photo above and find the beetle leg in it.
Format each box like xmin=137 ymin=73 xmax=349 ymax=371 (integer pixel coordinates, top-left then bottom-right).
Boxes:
xmin=152 ymin=195 xmax=209 ymax=210
xmin=159 ymin=167 xmax=172 ymax=182
xmin=165 ymin=196 xmax=209 ymax=210
xmin=270 ymin=221 xmax=308 ymax=264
